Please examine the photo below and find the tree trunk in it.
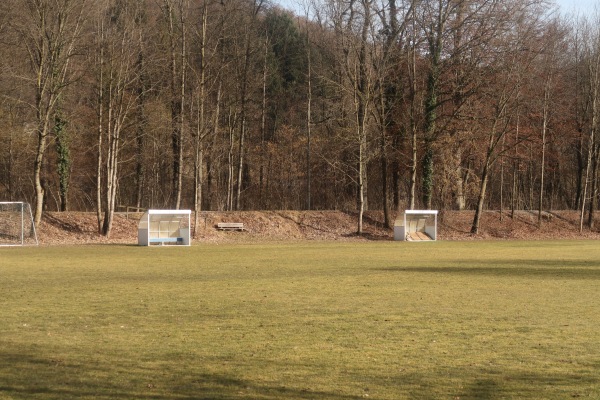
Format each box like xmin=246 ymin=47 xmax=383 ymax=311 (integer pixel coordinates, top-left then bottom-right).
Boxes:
xmin=176 ymin=3 xmax=186 ymax=209
xmin=102 ymin=101 xmax=119 ymax=237
xmin=588 ymin=144 xmax=599 ymax=229
xmin=194 ymin=146 xmax=203 ymax=234
xmin=7 ymin=116 xmax=14 ymax=201
xmin=193 ymin=4 xmax=207 ymax=235
xmin=422 ymin=145 xmax=434 ymax=209
xmin=96 ymin=31 xmax=104 ymax=233
xmin=538 ymin=88 xmax=548 ymax=227
xmin=33 ymin=123 xmax=48 ymax=226
xmin=380 ymin=124 xmax=390 ymax=227
xmin=422 ymin=5 xmax=443 ymax=210
xmin=235 ymin=117 xmax=246 ymax=211
xmin=580 ymin=50 xmax=600 ymax=232
xmin=209 ymin=81 xmax=222 ymax=210
xmin=54 ymin=109 xmax=70 ymax=212
xmin=135 ymin=35 xmax=146 ymax=210
xmin=306 ymin=25 xmax=312 ymax=211
xmin=408 ymin=40 xmax=417 ymax=211
xmin=164 ymin=0 xmax=185 ymax=210
xmin=259 ymin=34 xmax=268 ymax=209
xmin=499 ymin=150 xmax=504 ymax=221
xmin=580 ymin=126 xmax=594 ymax=232
xmin=99 ymin=1 xmax=138 ymax=237
xmin=355 ymin=0 xmax=371 ymax=234
xmin=453 ymin=147 xmax=465 ymax=210
xmin=226 ymin=110 xmax=235 ymax=211
xmin=471 ymin=161 xmax=490 ymax=234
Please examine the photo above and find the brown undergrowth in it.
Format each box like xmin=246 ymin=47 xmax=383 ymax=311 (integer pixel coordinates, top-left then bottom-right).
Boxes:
xmin=36 ymin=210 xmax=600 ymax=245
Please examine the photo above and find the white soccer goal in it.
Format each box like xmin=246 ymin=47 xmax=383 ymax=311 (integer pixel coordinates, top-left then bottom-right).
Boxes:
xmin=0 ymin=202 xmax=39 ymax=246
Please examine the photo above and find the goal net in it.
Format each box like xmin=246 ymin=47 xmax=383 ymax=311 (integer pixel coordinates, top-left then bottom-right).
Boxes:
xmin=0 ymin=202 xmax=38 ymax=246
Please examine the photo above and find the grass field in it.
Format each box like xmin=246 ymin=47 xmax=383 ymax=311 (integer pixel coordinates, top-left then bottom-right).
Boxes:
xmin=1 ymin=240 xmax=600 ymax=399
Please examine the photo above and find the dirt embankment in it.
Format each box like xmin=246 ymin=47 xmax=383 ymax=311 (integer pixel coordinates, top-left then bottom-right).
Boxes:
xmin=35 ymin=210 xmax=600 ymax=246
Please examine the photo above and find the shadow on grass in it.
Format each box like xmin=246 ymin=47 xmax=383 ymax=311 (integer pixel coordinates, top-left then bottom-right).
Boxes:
xmin=349 ymin=366 xmax=598 ymax=399
xmin=341 ymin=231 xmax=392 ymax=241
xmin=0 ymin=349 xmax=363 ymax=400
xmin=2 ymin=342 xmax=598 ymax=399
xmin=375 ymin=259 xmax=600 ymax=280
xmin=455 ymin=378 xmax=498 ymax=400
xmin=452 ymin=369 xmax=598 ymax=399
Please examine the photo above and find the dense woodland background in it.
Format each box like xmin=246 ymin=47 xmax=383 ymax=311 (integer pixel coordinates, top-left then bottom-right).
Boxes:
xmin=0 ymin=0 xmax=599 ymax=237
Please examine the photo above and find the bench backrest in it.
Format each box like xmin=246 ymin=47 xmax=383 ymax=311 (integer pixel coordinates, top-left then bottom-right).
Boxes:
xmin=218 ymin=222 xmax=244 ymax=227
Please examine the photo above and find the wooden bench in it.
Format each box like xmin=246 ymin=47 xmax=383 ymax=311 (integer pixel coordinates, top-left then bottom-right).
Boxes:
xmin=149 ymin=237 xmax=183 ymax=245
xmin=216 ymin=222 xmax=245 ymax=231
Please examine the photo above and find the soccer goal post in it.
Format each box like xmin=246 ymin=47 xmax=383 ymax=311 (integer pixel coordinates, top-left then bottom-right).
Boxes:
xmin=0 ymin=202 xmax=39 ymax=246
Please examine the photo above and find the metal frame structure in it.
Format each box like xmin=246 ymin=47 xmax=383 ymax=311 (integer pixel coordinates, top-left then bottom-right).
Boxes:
xmin=0 ymin=202 xmax=38 ymax=246
xmin=394 ymin=210 xmax=438 ymax=241
xmin=138 ymin=209 xmax=191 ymax=246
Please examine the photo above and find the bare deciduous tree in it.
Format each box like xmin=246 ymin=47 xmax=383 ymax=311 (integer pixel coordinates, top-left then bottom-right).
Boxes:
xmin=13 ymin=0 xmax=87 ymax=226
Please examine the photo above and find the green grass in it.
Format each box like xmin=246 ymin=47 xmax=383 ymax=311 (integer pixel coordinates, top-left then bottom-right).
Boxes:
xmin=1 ymin=240 xmax=600 ymax=399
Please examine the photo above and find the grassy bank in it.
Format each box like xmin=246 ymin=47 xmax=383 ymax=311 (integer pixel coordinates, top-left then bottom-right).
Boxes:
xmin=1 ymin=241 xmax=599 ymax=399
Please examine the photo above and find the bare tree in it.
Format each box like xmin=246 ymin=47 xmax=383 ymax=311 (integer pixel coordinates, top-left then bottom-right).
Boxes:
xmin=160 ymin=0 xmax=189 ymax=210
xmin=372 ymin=0 xmax=414 ymax=225
xmin=189 ymin=1 xmax=224 ymax=233
xmin=534 ymin=20 xmax=566 ymax=227
xmin=235 ymin=0 xmax=265 ymax=210
xmin=95 ymin=0 xmax=143 ymax=237
xmin=576 ymin=15 xmax=600 ymax=232
xmin=420 ymin=0 xmax=447 ymax=210
xmin=319 ymin=0 xmax=376 ymax=234
xmin=470 ymin=1 xmax=546 ymax=234
xmin=12 ymin=0 xmax=87 ymax=226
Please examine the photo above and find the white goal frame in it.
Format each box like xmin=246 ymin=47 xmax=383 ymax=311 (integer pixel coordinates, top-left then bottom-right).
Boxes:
xmin=0 ymin=202 xmax=39 ymax=246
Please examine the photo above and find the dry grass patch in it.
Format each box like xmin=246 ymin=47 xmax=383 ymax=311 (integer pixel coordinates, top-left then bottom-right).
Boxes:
xmin=1 ymin=241 xmax=600 ymax=399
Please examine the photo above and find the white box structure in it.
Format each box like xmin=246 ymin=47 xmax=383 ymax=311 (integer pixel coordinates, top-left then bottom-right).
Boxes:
xmin=394 ymin=210 xmax=438 ymax=241
xmin=138 ymin=210 xmax=191 ymax=246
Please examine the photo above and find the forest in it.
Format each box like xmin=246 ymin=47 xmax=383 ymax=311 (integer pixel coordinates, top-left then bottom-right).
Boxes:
xmin=0 ymin=0 xmax=598 ymax=237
